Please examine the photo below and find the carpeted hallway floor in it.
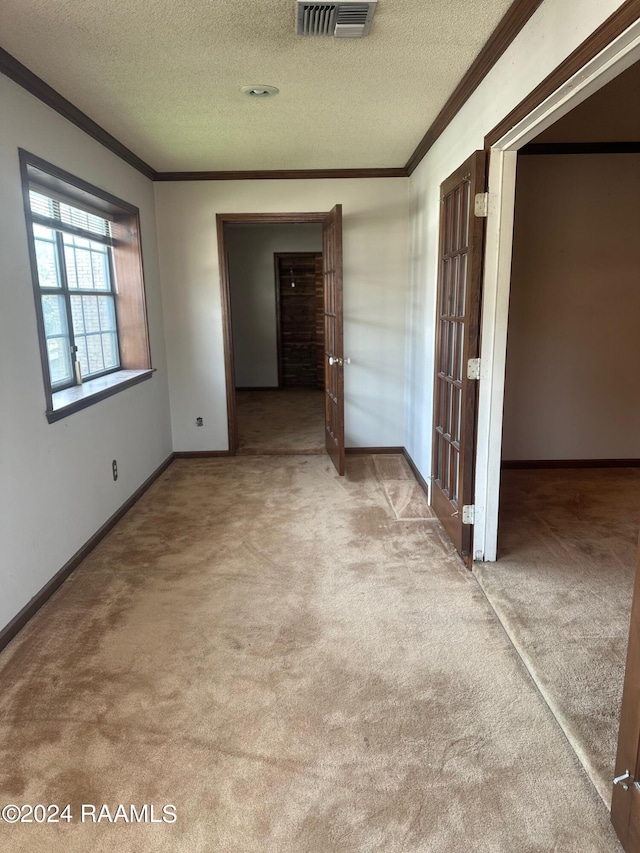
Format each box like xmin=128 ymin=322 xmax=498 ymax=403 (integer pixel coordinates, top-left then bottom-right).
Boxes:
xmin=0 ymin=456 xmax=622 ymax=851
xmin=236 ymin=389 xmax=325 ymax=454
xmin=474 ymin=468 xmax=640 ymax=809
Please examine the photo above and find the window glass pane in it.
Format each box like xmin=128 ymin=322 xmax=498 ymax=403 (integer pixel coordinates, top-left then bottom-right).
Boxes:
xmin=456 ymin=321 xmax=464 ymax=382
xmin=59 ymin=203 xmax=111 ymax=239
xmin=91 ymin=251 xmax=109 ymax=290
xmin=72 ymin=296 xmax=119 ymax=379
xmin=29 ymin=191 xmax=55 ymax=219
xmin=30 ymin=191 xmax=112 ymax=240
xmin=46 ymin=337 xmax=73 ymax=387
xmin=34 ymin=237 xmax=61 ymax=288
xmin=76 ymin=337 xmax=89 ymax=379
xmin=86 ymin=335 xmax=105 ymax=375
xmin=66 ymin=243 xmax=92 ymax=290
xmin=97 ymin=295 xmax=117 ymax=331
xmin=64 ymin=236 xmax=111 ymax=292
xmin=101 ymin=332 xmax=119 ymax=370
xmin=451 ymin=446 xmax=459 ymax=504
xmin=42 ymin=294 xmax=68 ymax=338
xmin=64 ymin=244 xmax=78 ymax=289
xmin=33 ymin=224 xmax=55 ymax=240
xmin=70 ymin=295 xmax=85 ymax=335
xmin=82 ymin=295 xmax=101 ymax=333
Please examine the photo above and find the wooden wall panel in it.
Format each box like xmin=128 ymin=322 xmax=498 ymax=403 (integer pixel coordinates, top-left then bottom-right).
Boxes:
xmin=277 ymin=254 xmax=323 ymax=387
xmin=315 ymin=255 xmax=324 ymax=388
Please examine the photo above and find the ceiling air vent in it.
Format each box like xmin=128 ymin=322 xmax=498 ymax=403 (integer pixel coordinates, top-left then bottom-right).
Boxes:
xmin=296 ymin=1 xmax=377 ymax=38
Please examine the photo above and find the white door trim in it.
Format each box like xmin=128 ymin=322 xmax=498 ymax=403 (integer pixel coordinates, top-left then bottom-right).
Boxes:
xmin=473 ymin=18 xmax=640 ymax=562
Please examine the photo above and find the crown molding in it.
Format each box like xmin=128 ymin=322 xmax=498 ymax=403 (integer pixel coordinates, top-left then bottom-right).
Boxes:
xmin=154 ymin=168 xmax=407 ymax=181
xmin=0 ymin=47 xmax=156 ymax=180
xmin=486 ymin=0 xmax=640 ymax=148
xmin=404 ymin=0 xmax=545 ymax=175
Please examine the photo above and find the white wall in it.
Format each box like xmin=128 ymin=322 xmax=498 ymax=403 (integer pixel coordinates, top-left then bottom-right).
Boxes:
xmin=226 ymin=223 xmax=322 ymax=387
xmin=502 ymin=154 xmax=640 ymax=460
xmin=155 ymin=180 xmax=409 ymax=451
xmin=405 ymin=0 xmax=630 ymax=482
xmin=0 ymin=76 xmax=172 ymax=634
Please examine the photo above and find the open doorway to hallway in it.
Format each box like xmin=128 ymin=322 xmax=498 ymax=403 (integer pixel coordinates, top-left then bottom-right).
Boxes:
xmin=225 ymin=223 xmax=326 ymax=455
xmin=474 ymin=59 xmax=640 ymax=810
xmin=217 ymin=208 xmax=346 ymax=474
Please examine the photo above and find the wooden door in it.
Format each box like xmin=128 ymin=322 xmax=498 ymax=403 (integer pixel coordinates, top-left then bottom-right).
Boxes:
xmin=323 ymin=204 xmax=345 ymax=476
xmin=612 ymin=539 xmax=640 ymax=851
xmin=275 ymin=253 xmax=323 ymax=388
xmin=431 ymin=151 xmax=486 ymax=566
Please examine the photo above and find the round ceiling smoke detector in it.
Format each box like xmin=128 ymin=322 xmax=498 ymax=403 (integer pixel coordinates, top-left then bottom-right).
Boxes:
xmin=241 ymin=85 xmax=280 ymax=98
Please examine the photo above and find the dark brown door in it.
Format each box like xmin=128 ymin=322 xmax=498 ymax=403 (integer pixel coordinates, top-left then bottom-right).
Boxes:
xmin=611 ymin=539 xmax=640 ymax=851
xmin=431 ymin=151 xmax=486 ymax=566
xmin=323 ymin=204 xmax=345 ymax=476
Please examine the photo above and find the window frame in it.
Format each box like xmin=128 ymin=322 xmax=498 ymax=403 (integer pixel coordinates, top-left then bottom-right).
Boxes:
xmin=19 ymin=150 xmax=154 ymax=423
xmin=32 ymin=201 xmax=121 ymax=390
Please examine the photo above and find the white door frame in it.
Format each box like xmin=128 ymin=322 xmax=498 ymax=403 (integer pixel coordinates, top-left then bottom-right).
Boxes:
xmin=473 ymin=18 xmax=640 ymax=562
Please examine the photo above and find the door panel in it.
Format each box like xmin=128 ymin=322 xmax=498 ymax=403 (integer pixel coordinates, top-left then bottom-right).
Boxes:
xmin=611 ymin=538 xmax=640 ymax=851
xmin=431 ymin=151 xmax=486 ymax=566
xmin=323 ymin=204 xmax=345 ymax=476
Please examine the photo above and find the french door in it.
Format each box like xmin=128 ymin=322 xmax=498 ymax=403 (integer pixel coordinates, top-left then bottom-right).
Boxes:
xmin=612 ymin=537 xmax=640 ymax=850
xmin=431 ymin=151 xmax=486 ymax=566
xmin=322 ymin=204 xmax=345 ymax=476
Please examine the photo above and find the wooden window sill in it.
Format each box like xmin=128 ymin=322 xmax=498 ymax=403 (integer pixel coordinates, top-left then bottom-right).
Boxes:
xmin=47 ymin=369 xmax=154 ymax=423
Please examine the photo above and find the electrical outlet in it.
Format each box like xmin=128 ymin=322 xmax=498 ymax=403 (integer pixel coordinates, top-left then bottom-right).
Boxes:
xmin=112 ymin=460 xmax=118 ymax=481
xmin=196 ymin=417 xmax=204 ymax=427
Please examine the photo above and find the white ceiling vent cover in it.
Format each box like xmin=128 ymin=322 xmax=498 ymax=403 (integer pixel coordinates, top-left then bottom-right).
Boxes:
xmin=296 ymin=1 xmax=377 ymax=38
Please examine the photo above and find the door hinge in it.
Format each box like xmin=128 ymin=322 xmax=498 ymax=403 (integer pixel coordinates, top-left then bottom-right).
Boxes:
xmin=462 ymin=505 xmax=475 ymax=525
xmin=474 ymin=192 xmax=489 ymax=218
xmin=467 ymin=358 xmax=481 ymax=380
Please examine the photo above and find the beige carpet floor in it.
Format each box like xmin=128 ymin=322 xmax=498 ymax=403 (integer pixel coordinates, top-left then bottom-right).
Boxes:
xmin=236 ymin=389 xmax=324 ymax=454
xmin=474 ymin=467 xmax=640 ymax=809
xmin=0 ymin=456 xmax=622 ymax=851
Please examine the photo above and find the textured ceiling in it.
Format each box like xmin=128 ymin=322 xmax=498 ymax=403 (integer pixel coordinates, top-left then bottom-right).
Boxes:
xmin=0 ymin=0 xmax=514 ymax=171
xmin=534 ymin=60 xmax=640 ymax=143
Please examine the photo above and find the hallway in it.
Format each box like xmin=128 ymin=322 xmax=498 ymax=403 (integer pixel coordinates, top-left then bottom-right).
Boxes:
xmin=0 ymin=456 xmax=621 ymax=851
xmin=236 ymin=389 xmax=325 ymax=455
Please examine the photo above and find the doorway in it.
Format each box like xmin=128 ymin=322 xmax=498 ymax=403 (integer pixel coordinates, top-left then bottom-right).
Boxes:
xmin=216 ymin=209 xmax=346 ymax=473
xmin=475 ymin=96 xmax=640 ymax=805
xmin=468 ymin=20 xmax=640 ymax=844
xmin=225 ymin=225 xmax=324 ymax=455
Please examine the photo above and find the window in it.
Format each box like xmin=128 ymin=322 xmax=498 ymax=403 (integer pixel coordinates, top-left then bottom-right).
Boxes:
xmin=30 ymin=191 xmax=120 ymax=389
xmin=20 ymin=150 xmax=153 ymax=422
